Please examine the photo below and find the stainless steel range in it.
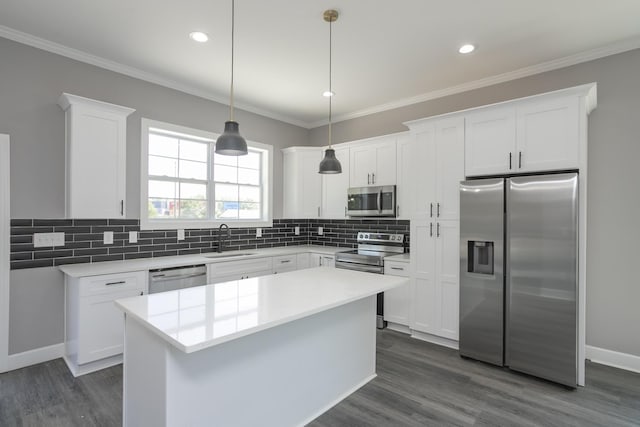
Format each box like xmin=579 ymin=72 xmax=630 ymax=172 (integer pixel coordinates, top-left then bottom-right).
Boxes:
xmin=335 ymin=232 xmax=405 ymax=328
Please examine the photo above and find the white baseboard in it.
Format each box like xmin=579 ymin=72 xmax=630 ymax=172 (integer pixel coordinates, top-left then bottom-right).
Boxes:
xmin=385 ymin=322 xmax=411 ymax=334
xmin=63 ymin=354 xmax=122 ymax=377
xmin=410 ymin=330 xmax=459 ymax=350
xmin=6 ymin=342 xmax=64 ymax=371
xmin=586 ymin=345 xmax=640 ymax=374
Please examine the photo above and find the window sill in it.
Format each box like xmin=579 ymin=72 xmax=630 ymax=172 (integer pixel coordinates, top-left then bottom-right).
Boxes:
xmin=140 ymin=219 xmax=273 ymax=231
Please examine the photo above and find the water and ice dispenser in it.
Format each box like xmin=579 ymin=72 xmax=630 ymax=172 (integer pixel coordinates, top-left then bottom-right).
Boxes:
xmin=467 ymin=241 xmax=494 ymax=275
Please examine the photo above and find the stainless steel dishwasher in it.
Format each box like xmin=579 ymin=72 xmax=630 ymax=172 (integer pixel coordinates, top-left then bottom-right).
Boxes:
xmin=148 ymin=264 xmax=207 ymax=294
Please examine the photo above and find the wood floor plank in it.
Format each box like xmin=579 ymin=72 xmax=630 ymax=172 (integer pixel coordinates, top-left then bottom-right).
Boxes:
xmin=1 ymin=329 xmax=639 ymax=426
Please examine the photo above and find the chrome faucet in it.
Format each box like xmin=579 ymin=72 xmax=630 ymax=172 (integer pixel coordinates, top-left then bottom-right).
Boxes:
xmin=217 ymin=223 xmax=230 ymax=253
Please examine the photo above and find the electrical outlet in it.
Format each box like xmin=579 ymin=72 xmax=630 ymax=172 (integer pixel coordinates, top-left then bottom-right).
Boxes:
xmin=33 ymin=232 xmax=65 ymax=248
xmin=318 ymin=226 xmax=323 ymax=236
xmin=256 ymin=228 xmax=262 ymax=238
xmin=294 ymin=226 xmax=300 ymax=236
xmin=104 ymin=231 xmax=114 ymax=245
xmin=129 ymin=231 xmax=138 ymax=243
xmin=177 ymin=229 xmax=185 ymax=240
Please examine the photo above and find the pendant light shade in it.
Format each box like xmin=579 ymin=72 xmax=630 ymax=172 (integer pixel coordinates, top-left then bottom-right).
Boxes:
xmin=319 ymin=148 xmax=342 ymax=174
xmin=215 ymin=0 xmax=248 ymax=156
xmin=318 ymin=9 xmax=342 ymax=174
xmin=216 ymin=121 xmax=247 ymax=155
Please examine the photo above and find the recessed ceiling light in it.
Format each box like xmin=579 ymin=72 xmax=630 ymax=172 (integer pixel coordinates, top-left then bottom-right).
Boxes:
xmin=459 ymin=44 xmax=475 ymax=54
xmin=323 ymin=90 xmax=334 ymax=97
xmin=189 ymin=32 xmax=209 ymax=43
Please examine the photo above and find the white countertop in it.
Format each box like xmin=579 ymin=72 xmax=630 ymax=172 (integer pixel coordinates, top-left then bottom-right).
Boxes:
xmin=115 ymin=267 xmax=407 ymax=353
xmin=58 ymin=245 xmax=344 ymax=277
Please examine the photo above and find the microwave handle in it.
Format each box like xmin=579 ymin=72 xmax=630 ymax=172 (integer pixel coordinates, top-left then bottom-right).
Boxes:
xmin=377 ymin=189 xmax=383 ymax=213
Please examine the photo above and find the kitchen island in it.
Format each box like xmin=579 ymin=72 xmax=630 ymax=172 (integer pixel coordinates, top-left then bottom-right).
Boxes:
xmin=115 ymin=267 xmax=408 ymax=427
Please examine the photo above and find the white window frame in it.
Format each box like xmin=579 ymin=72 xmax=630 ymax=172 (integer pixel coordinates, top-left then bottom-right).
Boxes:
xmin=140 ymin=118 xmax=273 ymax=230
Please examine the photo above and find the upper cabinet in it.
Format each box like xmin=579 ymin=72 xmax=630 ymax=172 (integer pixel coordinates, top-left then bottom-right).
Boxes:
xmin=321 ymin=146 xmax=350 ymax=219
xmin=58 ymin=93 xmax=135 ymax=218
xmin=465 ymin=85 xmax=596 ymax=177
xmin=282 ymin=147 xmax=322 ymax=218
xmin=349 ymin=136 xmax=397 ymax=187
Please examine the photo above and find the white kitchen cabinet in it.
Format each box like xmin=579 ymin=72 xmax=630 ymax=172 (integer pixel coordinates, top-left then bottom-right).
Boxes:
xmin=410 ymin=219 xmax=459 ymax=340
xmin=465 ymin=93 xmax=583 ymax=176
xmin=310 ymin=253 xmax=335 ymax=267
xmin=296 ymin=253 xmax=310 ymax=269
xmin=65 ymin=270 xmax=146 ymax=375
xmin=272 ymin=254 xmax=298 ymax=274
xmin=282 ymin=147 xmax=322 ymax=218
xmin=321 ymin=146 xmax=350 ymax=218
xmin=58 ymin=93 xmax=135 ymax=218
xmin=402 ymin=117 xmax=464 ymax=220
xmin=383 ymin=260 xmax=410 ymax=326
xmin=349 ymin=136 xmax=397 ymax=187
xmin=207 ymin=257 xmax=274 ymax=283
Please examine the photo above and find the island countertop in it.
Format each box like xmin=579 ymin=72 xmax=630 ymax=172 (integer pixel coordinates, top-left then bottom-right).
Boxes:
xmin=115 ymin=267 xmax=407 ymax=354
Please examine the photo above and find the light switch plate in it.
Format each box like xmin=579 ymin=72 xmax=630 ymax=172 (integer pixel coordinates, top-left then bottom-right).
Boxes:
xmin=256 ymin=228 xmax=262 ymax=238
xmin=33 ymin=232 xmax=65 ymax=248
xmin=177 ymin=229 xmax=185 ymax=240
xmin=129 ymin=231 xmax=138 ymax=243
xmin=318 ymin=226 xmax=323 ymax=236
xmin=104 ymin=231 xmax=114 ymax=245
xmin=294 ymin=226 xmax=300 ymax=236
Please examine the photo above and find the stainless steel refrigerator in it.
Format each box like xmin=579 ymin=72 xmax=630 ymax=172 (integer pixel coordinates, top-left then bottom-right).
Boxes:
xmin=459 ymin=173 xmax=578 ymax=387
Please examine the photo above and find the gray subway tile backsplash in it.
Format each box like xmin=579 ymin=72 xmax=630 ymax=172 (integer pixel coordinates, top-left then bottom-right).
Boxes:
xmin=9 ymin=218 xmax=410 ymax=270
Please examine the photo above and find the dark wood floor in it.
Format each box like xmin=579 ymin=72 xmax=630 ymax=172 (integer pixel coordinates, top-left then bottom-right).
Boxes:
xmin=1 ymin=330 xmax=639 ymax=426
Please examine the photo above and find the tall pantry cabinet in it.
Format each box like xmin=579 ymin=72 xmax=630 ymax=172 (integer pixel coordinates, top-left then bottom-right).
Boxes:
xmin=399 ymin=116 xmax=464 ymax=341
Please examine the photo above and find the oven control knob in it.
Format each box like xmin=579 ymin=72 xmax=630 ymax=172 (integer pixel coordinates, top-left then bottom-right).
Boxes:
xmin=365 ymin=233 xmax=369 ymax=239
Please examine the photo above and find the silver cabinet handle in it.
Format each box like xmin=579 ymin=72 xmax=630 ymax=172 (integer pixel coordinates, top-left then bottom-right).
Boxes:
xmin=437 ymin=203 xmax=440 ymax=217
xmin=317 ymin=206 xmax=320 ymax=217
xmin=509 ymin=152 xmax=513 ymax=170
xmin=437 ymin=223 xmax=440 ymax=237
xmin=390 ymin=266 xmax=404 ymax=271
xmin=430 ymin=203 xmax=433 ymax=218
xmin=280 ymin=259 xmax=291 ymax=263
xmin=344 ymin=206 xmax=347 ymax=217
xmin=367 ymin=173 xmax=370 ymax=185
xmin=120 ymin=200 xmax=124 ymax=216
xmin=372 ymin=173 xmax=375 ymax=184
xmin=397 ymin=205 xmax=400 ymax=217
xmin=519 ymin=151 xmax=522 ymax=169
xmin=430 ymin=222 xmax=433 ymax=237
xmin=106 ymin=280 xmax=126 ymax=286
xmin=140 ymin=291 xmax=144 ymax=296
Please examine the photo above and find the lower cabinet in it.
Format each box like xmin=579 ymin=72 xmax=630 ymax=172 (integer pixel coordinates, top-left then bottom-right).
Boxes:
xmin=383 ymin=261 xmax=410 ymax=326
xmin=310 ymin=253 xmax=335 ymax=267
xmin=65 ymin=270 xmax=146 ymax=375
xmin=207 ymin=257 xmax=274 ymax=284
xmin=272 ymin=254 xmax=298 ymax=274
xmin=410 ymin=219 xmax=460 ymax=341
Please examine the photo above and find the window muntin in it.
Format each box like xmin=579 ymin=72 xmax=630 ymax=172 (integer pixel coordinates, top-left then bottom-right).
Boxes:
xmin=141 ymin=119 xmax=272 ymax=229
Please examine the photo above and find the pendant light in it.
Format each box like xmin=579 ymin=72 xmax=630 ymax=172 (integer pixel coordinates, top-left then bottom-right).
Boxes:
xmin=318 ymin=9 xmax=342 ymax=174
xmin=215 ymin=0 xmax=248 ymax=156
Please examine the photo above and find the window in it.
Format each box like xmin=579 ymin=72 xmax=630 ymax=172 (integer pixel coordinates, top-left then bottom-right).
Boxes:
xmin=141 ymin=119 xmax=272 ymax=229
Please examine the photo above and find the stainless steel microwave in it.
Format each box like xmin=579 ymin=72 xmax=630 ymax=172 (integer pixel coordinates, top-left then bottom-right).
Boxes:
xmin=347 ymin=185 xmax=396 ymax=217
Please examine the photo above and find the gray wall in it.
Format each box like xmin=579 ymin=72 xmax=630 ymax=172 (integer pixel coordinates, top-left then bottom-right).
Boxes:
xmin=310 ymin=49 xmax=640 ymax=358
xmin=0 ymin=37 xmax=307 ymax=354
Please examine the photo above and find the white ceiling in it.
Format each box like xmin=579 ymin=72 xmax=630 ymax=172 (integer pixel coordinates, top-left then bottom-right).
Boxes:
xmin=1 ymin=0 xmax=640 ymax=128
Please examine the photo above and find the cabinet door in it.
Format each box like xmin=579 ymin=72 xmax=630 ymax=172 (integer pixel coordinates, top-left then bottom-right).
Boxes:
xmin=272 ymin=254 xmax=298 ymax=273
xmin=435 ymin=118 xmax=465 ymax=221
xmin=311 ymin=254 xmax=335 ymax=267
xmin=410 ymin=219 xmax=437 ymax=334
xmin=516 ymin=97 xmax=580 ymax=172
xmin=321 ymin=146 xmax=350 ymax=218
xmin=349 ymin=145 xmax=376 ymax=187
xmin=296 ymin=253 xmax=310 ymax=269
xmin=434 ymin=220 xmax=460 ymax=340
xmin=395 ymin=135 xmax=415 ymax=220
xmin=414 ymin=126 xmax=438 ymax=220
xmin=282 ymin=149 xmax=322 ymax=218
xmin=465 ymin=107 xmax=516 ymax=176
xmin=78 ymin=287 xmax=143 ymax=364
xmin=373 ymin=139 xmax=397 ymax=186
xmin=383 ymin=261 xmax=410 ymax=326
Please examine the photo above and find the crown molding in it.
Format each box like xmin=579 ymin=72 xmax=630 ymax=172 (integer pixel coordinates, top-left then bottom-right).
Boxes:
xmin=1 ymin=24 xmax=639 ymax=130
xmin=0 ymin=25 xmax=309 ymax=128
xmin=309 ymin=35 xmax=640 ymax=128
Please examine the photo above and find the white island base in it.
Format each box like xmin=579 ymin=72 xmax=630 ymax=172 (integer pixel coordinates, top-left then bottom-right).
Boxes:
xmin=118 ymin=268 xmax=406 ymax=427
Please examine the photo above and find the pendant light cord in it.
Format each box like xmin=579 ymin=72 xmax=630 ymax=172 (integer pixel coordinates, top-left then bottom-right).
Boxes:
xmin=328 ymin=16 xmax=333 ymax=149
xmin=230 ymin=0 xmax=236 ymax=122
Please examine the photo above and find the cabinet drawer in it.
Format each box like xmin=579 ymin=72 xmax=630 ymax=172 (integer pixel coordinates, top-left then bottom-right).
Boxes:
xmin=79 ymin=271 xmax=146 ymax=297
xmin=384 ymin=261 xmax=409 ymax=277
xmin=273 ymin=254 xmax=297 ymax=273
xmin=208 ymin=257 xmax=273 ymax=276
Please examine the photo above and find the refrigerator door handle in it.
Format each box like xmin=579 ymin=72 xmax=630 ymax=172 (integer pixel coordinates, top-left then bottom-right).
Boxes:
xmin=377 ymin=189 xmax=382 ymax=213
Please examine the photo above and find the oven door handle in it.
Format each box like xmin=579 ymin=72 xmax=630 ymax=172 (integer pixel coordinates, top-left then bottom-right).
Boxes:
xmin=377 ymin=189 xmax=383 ymax=214
xmin=335 ymin=261 xmax=384 ymax=274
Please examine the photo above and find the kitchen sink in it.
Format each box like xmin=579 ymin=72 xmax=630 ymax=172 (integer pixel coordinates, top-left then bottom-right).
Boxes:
xmin=203 ymin=252 xmax=256 ymax=259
